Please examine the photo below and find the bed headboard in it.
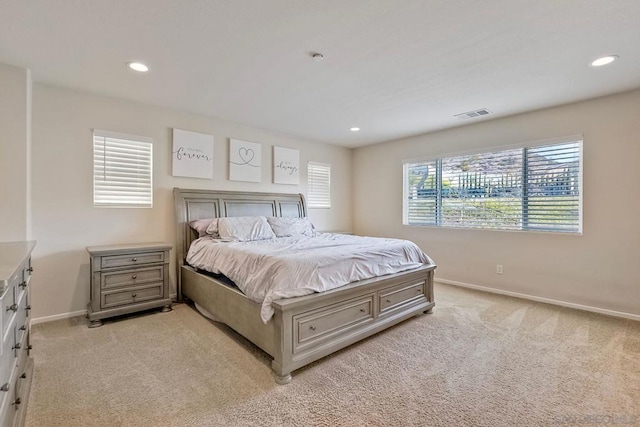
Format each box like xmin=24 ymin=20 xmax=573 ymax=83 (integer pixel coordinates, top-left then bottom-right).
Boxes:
xmin=173 ymin=188 xmax=307 ymax=298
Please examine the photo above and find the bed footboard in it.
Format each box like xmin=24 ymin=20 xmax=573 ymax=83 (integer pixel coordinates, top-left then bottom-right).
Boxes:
xmin=269 ymin=265 xmax=435 ymax=384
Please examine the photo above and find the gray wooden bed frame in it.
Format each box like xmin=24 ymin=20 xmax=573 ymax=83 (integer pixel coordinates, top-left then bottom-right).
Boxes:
xmin=174 ymin=188 xmax=436 ymax=384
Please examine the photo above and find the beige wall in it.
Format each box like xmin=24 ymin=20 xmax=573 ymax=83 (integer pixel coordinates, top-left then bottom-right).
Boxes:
xmin=0 ymin=63 xmax=30 ymax=241
xmin=30 ymin=83 xmax=352 ymax=320
xmin=353 ymin=89 xmax=640 ymax=317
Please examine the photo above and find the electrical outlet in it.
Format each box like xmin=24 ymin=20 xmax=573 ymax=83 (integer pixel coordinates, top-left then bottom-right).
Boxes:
xmin=496 ymin=264 xmax=503 ymax=274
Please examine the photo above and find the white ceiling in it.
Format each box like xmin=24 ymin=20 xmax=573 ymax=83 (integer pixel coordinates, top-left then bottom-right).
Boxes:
xmin=1 ymin=1 xmax=639 ymax=147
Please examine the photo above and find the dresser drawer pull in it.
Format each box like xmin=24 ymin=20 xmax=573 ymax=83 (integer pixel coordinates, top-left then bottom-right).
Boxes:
xmin=309 ymin=325 xmax=316 ymax=331
xmin=360 ymin=308 xmax=366 ymax=313
xmin=19 ymin=281 xmax=27 ymax=289
xmin=20 ymin=373 xmax=26 ymax=379
xmin=13 ymin=397 xmax=21 ymax=406
xmin=131 ymin=258 xmax=138 ymax=262
xmin=26 ymin=305 xmax=31 ymax=311
xmin=416 ymin=288 xmax=421 ymax=293
xmin=19 ymin=325 xmax=26 ymax=331
xmin=6 ymin=304 xmax=17 ymax=312
xmin=132 ymin=293 xmax=137 ymax=298
xmin=27 ymin=267 xmax=34 ymax=273
xmin=132 ymin=275 xmax=137 ymax=280
xmin=27 ymin=345 xmax=33 ymax=351
xmin=13 ymin=343 xmax=21 ymax=350
xmin=0 ymin=384 xmax=8 ymax=392
xmin=385 ymin=299 xmax=391 ymax=303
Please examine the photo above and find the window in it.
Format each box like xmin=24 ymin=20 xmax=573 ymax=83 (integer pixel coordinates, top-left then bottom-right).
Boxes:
xmin=93 ymin=130 xmax=153 ymax=208
xmin=403 ymin=138 xmax=582 ymax=233
xmin=307 ymin=162 xmax=331 ymax=208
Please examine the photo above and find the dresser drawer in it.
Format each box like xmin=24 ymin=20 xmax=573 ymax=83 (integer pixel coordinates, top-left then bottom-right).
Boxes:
xmin=22 ymin=258 xmax=32 ymax=284
xmin=100 ymin=251 xmax=165 ymax=269
xmin=14 ymin=292 xmax=28 ymax=347
xmin=101 ymin=266 xmax=164 ymax=290
xmin=0 ymin=325 xmax=16 ymax=392
xmin=378 ymin=281 xmax=425 ymax=315
xmin=293 ymin=294 xmax=374 ymax=353
xmin=101 ymin=284 xmax=163 ymax=309
xmin=0 ymin=288 xmax=16 ymax=342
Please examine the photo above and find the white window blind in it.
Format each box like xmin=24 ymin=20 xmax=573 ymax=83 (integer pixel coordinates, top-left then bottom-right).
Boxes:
xmin=403 ymin=138 xmax=582 ymax=233
xmin=93 ymin=130 xmax=153 ymax=208
xmin=307 ymin=162 xmax=331 ymax=209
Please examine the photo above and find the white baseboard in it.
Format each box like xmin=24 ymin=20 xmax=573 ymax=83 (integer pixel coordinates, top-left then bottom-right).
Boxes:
xmin=31 ymin=283 xmax=638 ymax=324
xmin=436 ymin=278 xmax=640 ymax=322
xmin=31 ymin=309 xmax=87 ymax=325
xmin=32 ymin=295 xmax=180 ymax=325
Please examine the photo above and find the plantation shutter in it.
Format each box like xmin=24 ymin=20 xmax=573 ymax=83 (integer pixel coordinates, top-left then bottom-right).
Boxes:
xmin=93 ymin=130 xmax=153 ymax=207
xmin=524 ymin=142 xmax=581 ymax=232
xmin=307 ymin=162 xmax=331 ymax=208
xmin=439 ymin=148 xmax=523 ymax=230
xmin=404 ymin=160 xmax=438 ymax=225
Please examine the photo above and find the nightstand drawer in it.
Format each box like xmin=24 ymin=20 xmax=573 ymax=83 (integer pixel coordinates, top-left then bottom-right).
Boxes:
xmin=100 ymin=251 xmax=165 ymax=269
xmin=101 ymin=266 xmax=164 ymax=290
xmin=101 ymin=284 xmax=163 ymax=309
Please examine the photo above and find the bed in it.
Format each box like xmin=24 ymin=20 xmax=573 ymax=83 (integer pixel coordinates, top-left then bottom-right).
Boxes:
xmin=174 ymin=188 xmax=436 ymax=384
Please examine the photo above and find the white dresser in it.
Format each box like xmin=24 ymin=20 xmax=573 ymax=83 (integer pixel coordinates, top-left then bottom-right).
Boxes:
xmin=0 ymin=241 xmax=35 ymax=427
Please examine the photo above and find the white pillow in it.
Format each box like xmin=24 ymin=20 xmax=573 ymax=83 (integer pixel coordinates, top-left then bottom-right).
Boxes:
xmin=267 ymin=217 xmax=314 ymax=237
xmin=217 ymin=216 xmax=276 ymax=242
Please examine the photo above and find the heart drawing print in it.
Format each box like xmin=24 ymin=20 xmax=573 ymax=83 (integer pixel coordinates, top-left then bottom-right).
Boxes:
xmin=237 ymin=147 xmax=256 ymax=166
xmin=229 ymin=138 xmax=262 ymax=182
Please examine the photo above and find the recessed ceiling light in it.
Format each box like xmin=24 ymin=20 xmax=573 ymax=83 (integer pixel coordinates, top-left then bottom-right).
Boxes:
xmin=350 ymin=127 xmax=360 ymax=132
xmin=127 ymin=62 xmax=149 ymax=72
xmin=590 ymin=55 xmax=618 ymax=67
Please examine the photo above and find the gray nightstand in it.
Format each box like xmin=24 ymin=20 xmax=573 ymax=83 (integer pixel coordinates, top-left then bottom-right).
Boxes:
xmin=86 ymin=243 xmax=173 ymax=328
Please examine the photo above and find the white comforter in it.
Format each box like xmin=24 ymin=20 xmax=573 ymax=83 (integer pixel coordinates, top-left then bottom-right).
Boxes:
xmin=186 ymin=233 xmax=433 ymax=322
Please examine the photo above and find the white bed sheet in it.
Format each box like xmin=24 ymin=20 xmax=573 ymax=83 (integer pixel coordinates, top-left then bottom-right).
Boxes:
xmin=186 ymin=233 xmax=433 ymax=322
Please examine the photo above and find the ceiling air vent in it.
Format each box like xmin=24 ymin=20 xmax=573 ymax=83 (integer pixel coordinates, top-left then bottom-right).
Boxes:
xmin=454 ymin=108 xmax=492 ymax=120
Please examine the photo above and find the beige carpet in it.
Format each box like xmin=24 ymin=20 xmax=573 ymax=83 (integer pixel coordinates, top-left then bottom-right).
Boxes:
xmin=26 ymin=283 xmax=639 ymax=427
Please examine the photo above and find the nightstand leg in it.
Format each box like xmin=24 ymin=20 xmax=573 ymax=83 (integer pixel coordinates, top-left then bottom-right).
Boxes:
xmin=88 ymin=319 xmax=103 ymax=328
xmin=161 ymin=304 xmax=172 ymax=312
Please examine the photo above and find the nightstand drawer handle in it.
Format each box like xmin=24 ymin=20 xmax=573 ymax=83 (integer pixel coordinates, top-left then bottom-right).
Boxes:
xmin=27 ymin=345 xmax=33 ymax=351
xmin=26 ymin=305 xmax=31 ymax=311
xmin=12 ymin=343 xmax=21 ymax=350
xmin=13 ymin=397 xmax=21 ymax=406
xmin=20 ymin=373 xmax=26 ymax=379
xmin=27 ymin=267 xmax=34 ymax=273
xmin=132 ymin=275 xmax=137 ymax=280
xmin=6 ymin=304 xmax=17 ymax=312
xmin=360 ymin=308 xmax=366 ymax=313
xmin=131 ymin=258 xmax=138 ymax=262
xmin=0 ymin=383 xmax=8 ymax=392
xmin=132 ymin=293 xmax=137 ymax=298
xmin=386 ymin=299 xmax=391 ymax=303
xmin=19 ymin=325 xmax=26 ymax=331
xmin=309 ymin=325 xmax=316 ymax=331
xmin=19 ymin=281 xmax=27 ymax=289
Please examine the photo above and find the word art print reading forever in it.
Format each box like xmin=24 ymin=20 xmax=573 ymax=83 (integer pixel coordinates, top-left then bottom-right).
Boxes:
xmin=172 ymin=128 xmax=214 ymax=179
